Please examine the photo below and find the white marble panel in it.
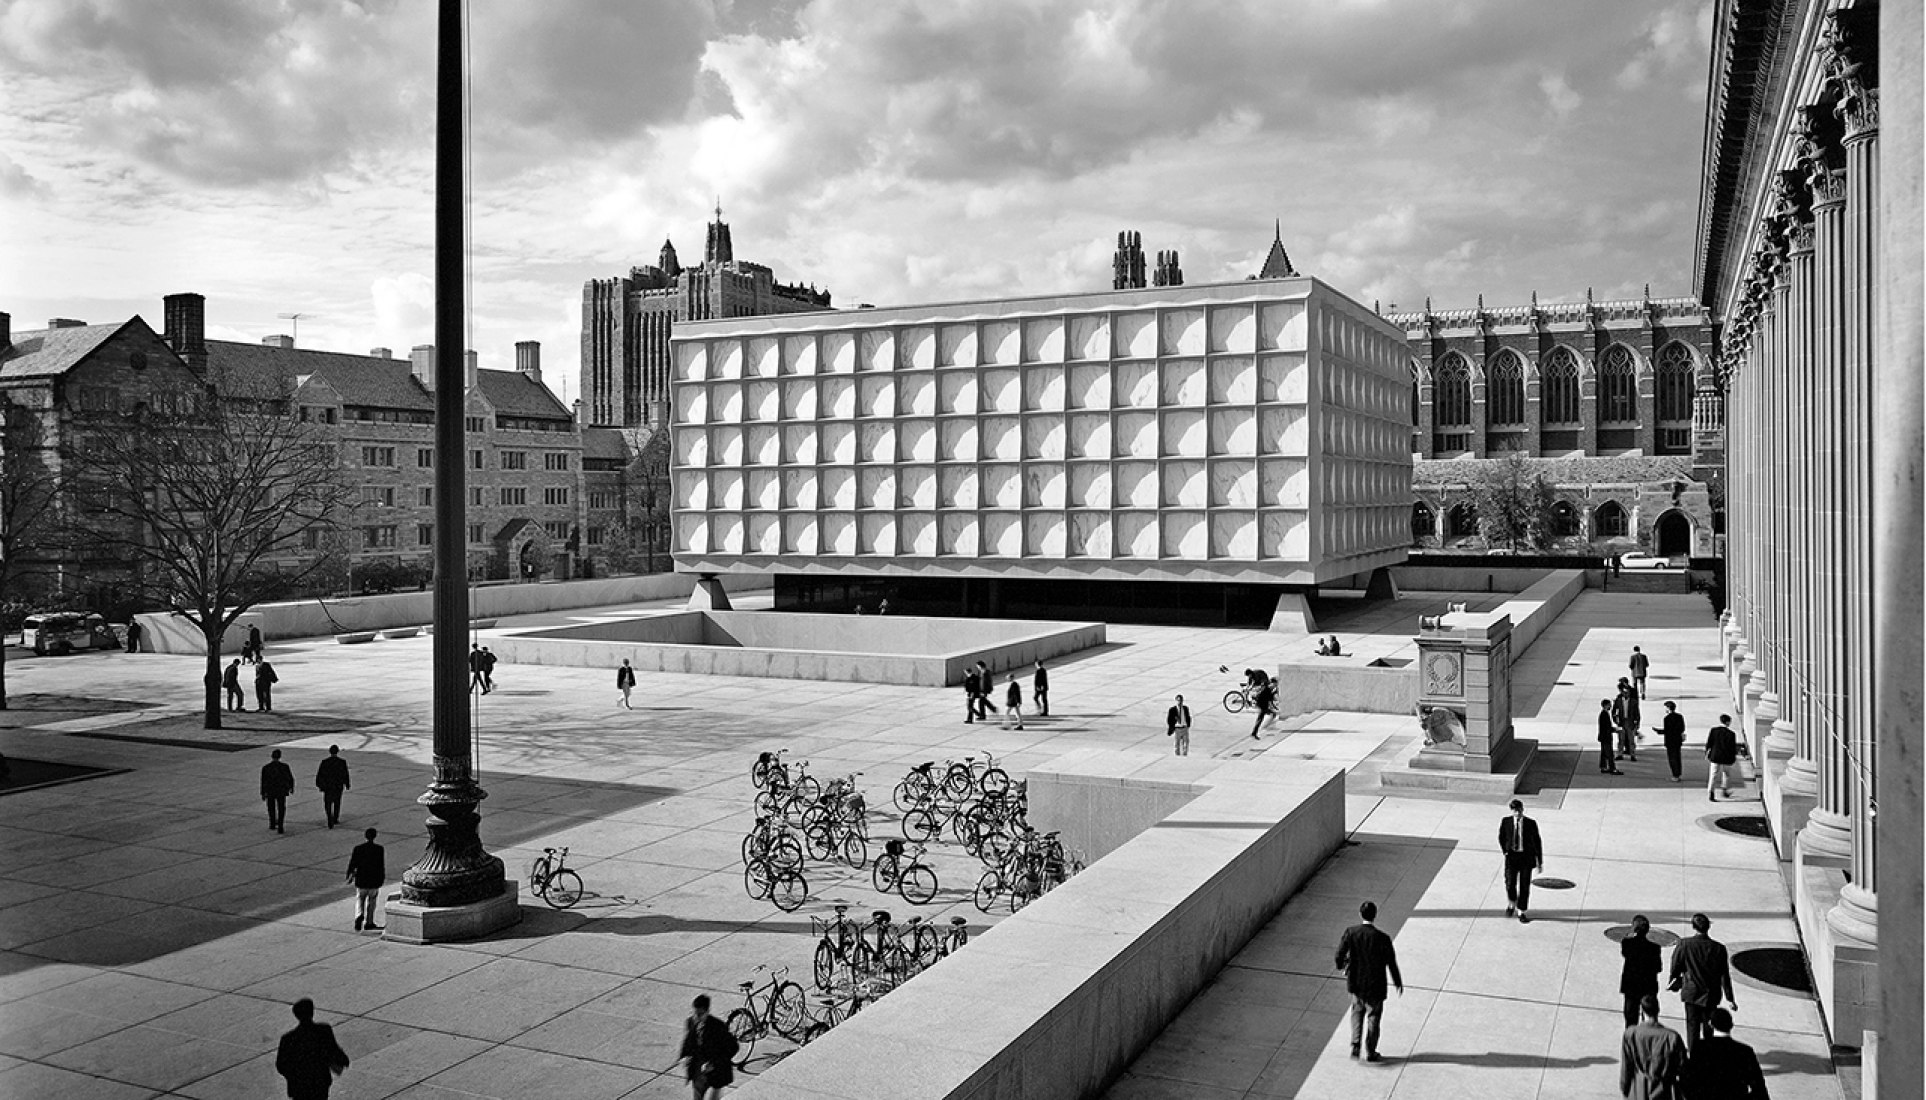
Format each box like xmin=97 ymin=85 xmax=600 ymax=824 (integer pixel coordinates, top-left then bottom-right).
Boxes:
xmin=821 ymin=330 xmax=854 ymax=373
xmin=983 ymin=464 xmax=1021 ymax=508
xmin=1023 ymin=465 xmax=1066 ymax=508
xmin=858 ymin=329 xmax=892 ymax=372
xmin=713 ymin=470 xmax=744 ymax=510
xmin=674 ymin=427 xmax=708 ymax=467
xmin=858 ymin=468 xmax=894 ymax=509
xmin=714 ymin=517 xmax=742 ymax=557
xmin=745 ymin=426 xmax=778 ymax=466
xmin=858 ymin=423 xmax=894 ymax=464
xmin=1068 ymin=364 xmax=1109 ymax=409
xmin=1258 ymin=301 xmax=1307 ymax=351
xmin=713 ymin=383 xmax=743 ymax=423
xmin=675 ymin=341 xmax=706 ymax=381
xmin=747 ymin=513 xmax=780 ymax=554
xmin=899 ymin=466 xmax=935 ymax=509
xmin=902 ymin=513 xmax=937 ymax=556
xmin=1208 ymin=408 xmax=1256 ymax=455
xmin=939 ymin=513 xmax=977 ymax=555
xmin=1162 ymin=411 xmax=1206 ymax=457
xmin=1067 ymin=463 xmax=1110 ymax=508
xmin=1116 ymin=461 xmax=1158 ymax=508
xmin=938 ymin=467 xmax=978 ymax=508
xmin=901 ymin=420 xmax=936 ymax=462
xmin=678 ymin=514 xmax=709 ymax=553
xmin=982 ymin=416 xmax=1021 ymax=461
xmin=822 ymin=513 xmax=856 ymax=555
xmin=747 ymin=336 xmax=779 ymax=378
xmin=939 ymin=419 xmax=977 ymax=461
xmin=673 ymin=470 xmax=707 ymax=510
xmin=821 ymin=377 xmax=856 ymax=419
xmin=1161 ymin=511 xmax=1206 ymax=558
xmin=858 ymin=377 xmax=893 ymax=418
xmin=674 ymin=385 xmax=707 ymax=425
xmin=822 ymin=467 xmax=855 ymax=509
xmin=1023 ymin=417 xmax=1065 ymax=459
xmin=1161 ymin=359 xmax=1205 ymax=406
xmin=1259 ymin=352 xmax=1309 ymax=403
xmin=939 ymin=371 xmax=977 ymax=414
xmin=780 ymin=380 xmax=816 ymax=420
xmin=859 ymin=514 xmax=895 ymax=555
xmin=748 ymin=469 xmax=780 ymax=511
xmin=822 ymin=422 xmax=856 ymax=464
xmin=745 ymin=381 xmax=777 ymax=422
xmin=1161 ymin=460 xmax=1205 ymax=508
xmin=938 ymin=324 xmax=976 ymax=367
xmin=1067 ymin=314 xmax=1109 ymax=360
xmin=1161 ymin=308 xmax=1205 ymax=356
xmin=982 ymin=320 xmax=1020 ymax=365
xmin=900 ymin=326 xmax=935 ymax=370
xmin=1115 ymin=311 xmax=1157 ymax=358
xmin=1115 ymin=361 xmax=1158 ymax=408
xmin=779 ymin=425 xmax=816 ymax=465
xmin=899 ymin=374 xmax=935 ymax=415
xmin=1210 ymin=513 xmax=1256 ymax=559
xmin=782 ymin=333 xmax=817 ymax=375
xmin=1116 ymin=513 xmax=1158 ymax=558
xmin=1260 ymin=458 xmax=1309 ymax=507
xmin=1067 ymin=512 xmax=1111 ymax=557
xmin=1261 ymin=511 xmax=1307 ymax=560
xmin=780 ymin=469 xmax=816 ymax=509
xmin=1209 ymin=305 xmax=1256 ymax=353
xmin=1022 ymin=366 xmax=1064 ymax=411
xmin=1209 ymin=460 xmax=1256 ymax=508
xmin=1258 ymin=407 xmax=1306 ymax=455
xmin=1115 ymin=411 xmax=1157 ymax=458
xmin=782 ymin=514 xmax=817 ymax=554
xmin=1022 ymin=317 xmax=1065 ymax=362
xmin=715 ymin=340 xmax=744 ymax=379
xmin=1067 ymin=413 xmax=1109 ymax=458
xmin=982 ymin=513 xmax=1021 ymax=557
xmin=711 ymin=427 xmax=743 ymax=466
xmin=1024 ymin=514 xmax=1066 ymax=557
xmin=1204 ymin=357 xmax=1254 ymax=406
xmin=981 ymin=369 xmax=1020 ymax=413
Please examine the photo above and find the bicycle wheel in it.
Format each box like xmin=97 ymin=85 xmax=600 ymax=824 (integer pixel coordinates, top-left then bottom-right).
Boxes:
xmin=973 ymin=869 xmax=1002 ymax=913
xmin=525 ymin=857 xmax=551 ymax=892
xmin=752 ymin=756 xmax=773 ymax=789
xmin=768 ymin=833 xmax=806 ymax=869
xmin=909 ymin=922 xmax=941 ymax=967
xmin=544 ymin=869 xmax=583 ymax=909
xmin=813 ymin=939 xmax=837 ymax=991
xmin=1223 ymin=690 xmax=1247 ymax=714
xmin=892 ymin=778 xmax=923 ymax=813
xmin=978 ymin=828 xmax=1014 ymax=867
xmin=942 ymin=763 xmax=974 ymax=800
xmin=899 ymin=864 xmax=938 ymax=906
xmin=979 ymin=767 xmax=1011 ymax=798
xmin=804 ymin=823 xmax=837 ymax=861
xmin=802 ymin=1021 xmax=829 ymax=1045
xmin=839 ymin=832 xmax=869 ymax=869
xmin=743 ymin=861 xmax=774 ymax=901
xmin=772 ymin=980 xmax=810 ymax=1038
xmin=771 ymin=868 xmax=809 ymax=912
xmin=903 ymin=809 xmax=940 ymax=842
xmin=726 ymin=1007 xmax=759 ymax=1064
xmin=871 ymin=854 xmax=898 ymax=894
xmin=793 ymin=774 xmax=822 ymax=802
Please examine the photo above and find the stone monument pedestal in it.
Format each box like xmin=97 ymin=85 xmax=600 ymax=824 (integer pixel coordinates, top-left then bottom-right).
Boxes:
xmin=687 ymin=573 xmax=733 ymax=611
xmin=383 ymin=882 xmax=522 ymax=944
xmin=1380 ymin=611 xmax=1537 ymax=794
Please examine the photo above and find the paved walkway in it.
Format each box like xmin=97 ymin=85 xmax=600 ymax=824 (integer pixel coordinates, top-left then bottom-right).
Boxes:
xmin=0 ymin=590 xmax=1844 ymax=1099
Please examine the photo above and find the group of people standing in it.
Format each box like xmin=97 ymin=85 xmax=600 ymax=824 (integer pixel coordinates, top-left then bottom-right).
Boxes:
xmin=222 ymin=627 xmax=279 ymax=712
xmin=1595 ymin=648 xmax=1748 ymax=799
xmin=962 ymin=660 xmax=1048 ymax=729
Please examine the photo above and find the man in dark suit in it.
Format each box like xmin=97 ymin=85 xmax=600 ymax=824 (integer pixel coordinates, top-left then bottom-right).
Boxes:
xmin=275 ymin=998 xmax=349 ymax=1099
xmin=1669 ymin=912 xmax=1736 ymax=1055
xmin=1033 ymin=660 xmax=1049 ymax=716
xmin=1705 ymin=716 xmax=1744 ymax=800
xmin=1620 ymin=994 xmax=1687 ymax=1100
xmin=1166 ymin=694 xmax=1192 ymax=756
xmin=1629 ymin=645 xmax=1650 ymax=698
xmin=261 ymin=749 xmax=295 ymax=833
xmin=1599 ymin=699 xmax=1624 ymax=775
xmin=1684 ymin=1007 xmax=1771 ymax=1099
xmin=346 ymin=827 xmax=385 ymax=932
xmin=1334 ymin=899 xmax=1403 ymax=1062
xmin=1498 ymin=799 xmax=1543 ymax=922
xmin=315 ymin=746 xmax=350 ymax=828
xmin=963 ymin=664 xmax=981 ymax=723
xmin=1653 ymin=702 xmax=1687 ymax=782
xmin=1619 ymin=915 xmax=1663 ymax=1026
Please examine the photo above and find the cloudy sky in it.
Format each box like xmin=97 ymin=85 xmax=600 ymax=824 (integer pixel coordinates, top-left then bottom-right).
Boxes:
xmin=1 ymin=0 xmax=1709 ymax=404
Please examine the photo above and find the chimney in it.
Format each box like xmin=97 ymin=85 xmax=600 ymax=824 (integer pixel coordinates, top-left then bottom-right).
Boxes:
xmin=48 ymin=318 xmax=86 ymax=328
xmin=465 ymin=349 xmax=479 ymax=391
xmin=369 ymin=347 xmax=392 ymax=359
xmin=262 ymin=334 xmax=295 ymax=349
xmin=410 ymin=344 xmax=435 ymax=390
xmin=0 ymin=311 xmax=9 ymax=353
xmin=515 ymin=340 xmax=541 ymax=383
xmin=162 ymin=292 xmax=206 ymax=371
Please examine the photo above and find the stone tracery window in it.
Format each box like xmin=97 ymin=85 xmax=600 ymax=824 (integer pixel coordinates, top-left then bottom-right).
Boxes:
xmin=1488 ymin=351 xmax=1525 ymax=426
xmin=1598 ymin=344 xmax=1638 ymax=424
xmin=1434 ymin=353 xmax=1472 ymax=428
xmin=1594 ymin=500 xmax=1629 ymax=537
xmin=1542 ymin=347 xmax=1580 ymax=424
xmin=1656 ymin=342 xmax=1695 ymax=422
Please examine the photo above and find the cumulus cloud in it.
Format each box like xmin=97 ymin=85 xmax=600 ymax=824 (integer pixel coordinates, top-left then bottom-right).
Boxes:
xmin=0 ymin=151 xmax=48 ymax=198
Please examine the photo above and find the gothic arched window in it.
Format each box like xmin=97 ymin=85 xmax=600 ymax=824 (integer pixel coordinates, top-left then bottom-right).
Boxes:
xmin=1598 ymin=345 xmax=1639 ymax=424
xmin=1488 ymin=351 xmax=1525 ymax=426
xmin=1656 ymin=342 xmax=1695 ymax=421
xmin=1434 ymin=354 xmax=1472 ymax=428
xmin=1447 ymin=502 xmax=1479 ymax=538
xmin=1542 ymin=347 xmax=1580 ymax=424
xmin=1552 ymin=500 xmax=1580 ymax=537
xmin=1595 ymin=500 xmax=1629 ymax=537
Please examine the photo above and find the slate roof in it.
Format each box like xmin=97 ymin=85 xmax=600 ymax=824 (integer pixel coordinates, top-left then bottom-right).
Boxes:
xmin=581 ymin=427 xmax=632 ymax=461
xmin=0 ymin=322 xmax=131 ymax=381
xmin=206 ymin=340 xmax=570 ymax=420
xmin=475 ymin=370 xmax=570 ymax=420
xmin=1415 ymin=455 xmax=1699 ymax=487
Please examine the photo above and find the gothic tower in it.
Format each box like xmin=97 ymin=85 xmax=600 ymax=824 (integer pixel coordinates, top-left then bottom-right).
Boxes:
xmin=1152 ymin=249 xmax=1184 ymax=287
xmin=705 ymin=202 xmax=734 ymax=265
xmin=1113 ymin=231 xmax=1147 ymax=290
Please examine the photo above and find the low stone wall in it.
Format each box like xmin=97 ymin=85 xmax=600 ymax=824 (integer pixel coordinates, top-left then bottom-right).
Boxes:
xmin=130 ymin=573 xmax=772 ymax=655
xmin=1392 ymin=565 xmax=1555 ymax=592
xmin=730 ymin=751 xmax=1346 ymax=1100
xmin=1502 ymin=569 xmax=1586 ymax=655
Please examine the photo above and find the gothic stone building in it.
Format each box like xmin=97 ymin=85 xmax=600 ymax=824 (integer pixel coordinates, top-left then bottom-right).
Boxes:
xmin=580 ymin=209 xmax=831 ymax=430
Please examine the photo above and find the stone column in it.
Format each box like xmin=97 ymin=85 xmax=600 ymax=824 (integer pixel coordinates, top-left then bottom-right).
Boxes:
xmin=1761 ymin=245 xmax=1797 ymax=761
xmin=1779 ymin=180 xmax=1821 ymax=803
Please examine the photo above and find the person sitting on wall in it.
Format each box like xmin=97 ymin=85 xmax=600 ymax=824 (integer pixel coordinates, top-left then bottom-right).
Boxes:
xmin=1328 ymin=636 xmax=1343 ymax=657
xmin=1316 ymin=638 xmax=1332 ymax=656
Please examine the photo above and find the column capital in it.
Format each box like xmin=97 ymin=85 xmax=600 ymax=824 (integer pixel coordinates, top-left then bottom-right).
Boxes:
xmin=1809 ymin=165 xmax=1848 ymax=210
xmin=1821 ymin=8 xmax=1879 ymax=142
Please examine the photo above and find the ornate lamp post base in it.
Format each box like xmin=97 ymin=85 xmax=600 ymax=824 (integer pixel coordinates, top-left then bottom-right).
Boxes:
xmin=384 ymin=771 xmax=520 ymax=942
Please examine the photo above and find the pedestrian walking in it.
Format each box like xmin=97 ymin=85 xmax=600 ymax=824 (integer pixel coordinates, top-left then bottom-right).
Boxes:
xmin=963 ymin=663 xmax=981 ymax=724
xmin=1250 ymin=675 xmax=1278 ymax=740
xmin=467 ymin=644 xmax=485 ymax=694
xmin=261 ymin=749 xmax=294 ymax=833
xmin=479 ymin=647 xmax=497 ymax=692
xmin=1614 ymin=679 xmax=1641 ymax=761
xmin=1335 ymin=899 xmax=1403 ymax=1062
xmin=315 ymin=746 xmax=350 ymax=828
xmin=247 ymin=624 xmax=265 ymax=665
xmin=1003 ymin=677 xmax=1024 ymax=730
xmin=255 ymin=659 xmax=279 ymax=713
xmin=974 ymin=661 xmax=997 ymax=720
xmin=616 ymin=659 xmax=637 ymax=709
xmin=1668 ymin=913 xmax=1737 ymax=1056
xmin=1683 ymin=1007 xmax=1772 ymax=1099
xmin=1619 ymin=915 xmax=1663 ymax=1027
xmin=1620 ymin=994 xmax=1687 ymax=1100
xmin=224 ymin=658 xmax=248 ymax=711
xmin=1598 ymin=699 xmax=1624 ymax=775
xmin=1629 ymin=645 xmax=1650 ymax=698
xmin=1654 ymin=702 xmax=1687 ymax=782
xmin=1166 ymin=694 xmax=1192 ymax=756
xmin=1033 ymin=660 xmax=1049 ymax=717
xmin=1705 ymin=715 xmax=1745 ymax=800
xmin=345 ymin=827 xmax=385 ymax=932
xmin=679 ymin=993 xmax=739 ymax=1100
xmin=1498 ymin=798 xmax=1543 ymax=922
xmin=276 ymin=998 xmax=350 ymax=1100
xmin=124 ymin=619 xmax=142 ymax=653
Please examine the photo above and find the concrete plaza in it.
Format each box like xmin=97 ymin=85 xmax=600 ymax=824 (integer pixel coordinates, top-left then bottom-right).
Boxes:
xmin=0 ymin=588 xmax=1846 ymax=1099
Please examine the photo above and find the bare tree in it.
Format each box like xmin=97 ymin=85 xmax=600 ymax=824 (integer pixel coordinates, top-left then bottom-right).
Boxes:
xmin=0 ymin=397 xmax=64 ymax=709
xmin=1470 ymin=453 xmax=1557 ymax=552
xmin=63 ymin=386 xmax=355 ymax=728
xmin=628 ymin=428 xmax=671 ymax=573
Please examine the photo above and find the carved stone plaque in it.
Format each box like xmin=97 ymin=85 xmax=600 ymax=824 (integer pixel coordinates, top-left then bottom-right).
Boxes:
xmin=1424 ymin=650 xmax=1463 ymax=697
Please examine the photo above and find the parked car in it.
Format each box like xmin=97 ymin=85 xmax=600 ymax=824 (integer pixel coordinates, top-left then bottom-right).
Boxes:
xmin=21 ymin=612 xmax=118 ymax=655
xmin=1617 ymin=552 xmax=1672 ymax=571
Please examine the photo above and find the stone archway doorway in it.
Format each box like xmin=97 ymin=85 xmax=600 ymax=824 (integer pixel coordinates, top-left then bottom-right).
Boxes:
xmin=1655 ymin=510 xmax=1693 ymax=557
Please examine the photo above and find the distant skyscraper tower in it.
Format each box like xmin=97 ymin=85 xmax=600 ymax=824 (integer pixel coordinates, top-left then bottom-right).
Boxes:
xmin=580 ymin=205 xmax=829 ymax=428
xmin=1152 ymin=249 xmax=1184 ymax=287
xmin=1112 ymin=231 xmax=1147 ymax=290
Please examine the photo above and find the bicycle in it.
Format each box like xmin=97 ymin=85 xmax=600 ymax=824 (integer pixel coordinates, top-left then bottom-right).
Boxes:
xmin=872 ymin=839 xmax=939 ymax=905
xmin=743 ymin=854 xmax=810 ymax=911
xmin=751 ymin=749 xmax=793 ymax=791
xmin=742 ymin=814 xmax=807 ymax=870
xmin=525 ymin=847 xmax=583 ymax=909
xmin=940 ymin=915 xmax=969 ymax=958
xmin=811 ymin=904 xmax=865 ymax=991
xmin=725 ymin=964 xmax=809 ymax=1063
xmin=942 ymin=754 xmax=1010 ymax=800
xmin=893 ymin=760 xmax=943 ymax=812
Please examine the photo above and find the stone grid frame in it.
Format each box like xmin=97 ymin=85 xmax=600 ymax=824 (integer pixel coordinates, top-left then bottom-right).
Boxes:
xmin=670 ymin=280 xmax=1411 ymax=584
